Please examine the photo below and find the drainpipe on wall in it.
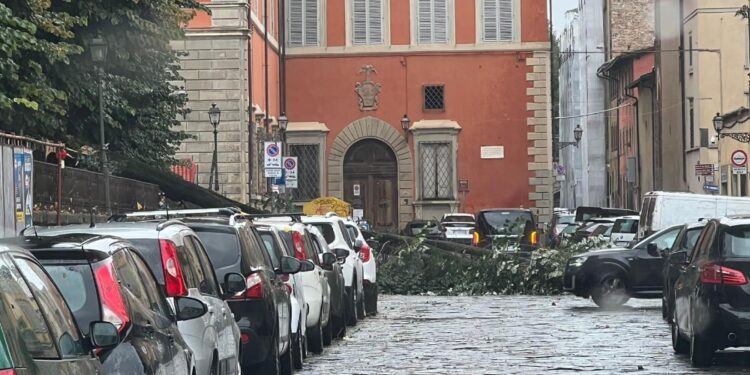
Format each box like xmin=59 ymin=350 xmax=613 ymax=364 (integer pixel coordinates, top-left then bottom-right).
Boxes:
xmin=597 ymin=67 xmax=618 ymax=207
xmin=624 ymin=87 xmax=641 ymax=210
xmin=679 ymin=0 xmax=687 ymax=186
xmin=247 ymin=7 xmax=254 ymax=203
xmin=264 ymin=0 xmax=271 ymax=194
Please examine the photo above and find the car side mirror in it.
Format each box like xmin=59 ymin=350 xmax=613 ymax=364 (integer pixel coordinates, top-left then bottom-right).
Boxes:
xmin=354 ymin=238 xmax=364 ymax=251
xmin=321 ymin=252 xmax=336 ymax=268
xmin=646 ymin=243 xmax=660 ymax=257
xmin=223 ymin=272 xmax=246 ymax=297
xmin=174 ymin=296 xmax=208 ymax=321
xmin=279 ymin=256 xmax=302 ymax=274
xmin=669 ymin=251 xmax=688 ymax=266
xmin=89 ymin=321 xmax=119 ymax=349
xmin=299 ymin=260 xmax=315 ymax=272
xmin=334 ymin=248 xmax=349 ymax=263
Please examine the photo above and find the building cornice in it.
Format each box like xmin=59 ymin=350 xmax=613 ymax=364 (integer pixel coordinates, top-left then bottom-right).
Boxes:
xmin=285 ymin=41 xmax=550 ymax=58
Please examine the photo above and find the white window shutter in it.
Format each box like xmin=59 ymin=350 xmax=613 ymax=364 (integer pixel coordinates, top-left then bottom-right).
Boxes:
xmin=432 ymin=0 xmax=447 ymax=43
xmin=304 ymin=0 xmax=319 ymax=46
xmin=497 ymin=0 xmax=513 ymax=41
xmin=288 ymin=0 xmax=304 ymax=46
xmin=368 ymin=0 xmax=383 ymax=44
xmin=417 ymin=0 xmax=433 ymax=43
xmin=353 ymin=0 xmax=367 ymax=45
xmin=483 ymin=0 xmax=498 ymax=42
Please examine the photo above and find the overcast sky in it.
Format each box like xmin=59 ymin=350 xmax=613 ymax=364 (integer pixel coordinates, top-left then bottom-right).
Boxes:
xmin=550 ymin=0 xmax=579 ymax=34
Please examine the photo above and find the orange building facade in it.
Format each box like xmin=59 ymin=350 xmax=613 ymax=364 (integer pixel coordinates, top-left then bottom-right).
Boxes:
xmin=176 ymin=0 xmax=553 ymax=230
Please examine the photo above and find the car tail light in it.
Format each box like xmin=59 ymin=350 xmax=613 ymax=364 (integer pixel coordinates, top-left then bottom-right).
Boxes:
xmin=233 ymin=273 xmax=264 ymax=299
xmin=240 ymin=333 xmax=250 ymax=345
xmin=472 ymin=231 xmax=480 ymax=246
xmin=530 ymin=230 xmax=539 ymax=246
xmin=700 ymin=264 xmax=748 ymax=286
xmin=159 ymin=239 xmax=188 ymax=297
xmin=359 ymin=245 xmax=371 ymax=262
xmin=92 ymin=258 xmax=130 ymax=333
xmin=292 ymin=231 xmax=306 ymax=260
xmin=0 ymin=370 xmax=16 ymax=375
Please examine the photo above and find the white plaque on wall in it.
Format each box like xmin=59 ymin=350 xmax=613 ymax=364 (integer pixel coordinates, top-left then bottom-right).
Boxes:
xmin=481 ymin=146 xmax=504 ymax=159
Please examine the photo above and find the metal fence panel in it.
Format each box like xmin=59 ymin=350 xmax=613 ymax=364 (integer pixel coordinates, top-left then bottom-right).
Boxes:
xmin=1 ymin=146 xmax=12 ymax=237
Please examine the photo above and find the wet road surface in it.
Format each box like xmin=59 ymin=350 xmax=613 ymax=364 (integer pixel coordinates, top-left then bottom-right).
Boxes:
xmin=302 ymin=295 xmax=750 ymax=374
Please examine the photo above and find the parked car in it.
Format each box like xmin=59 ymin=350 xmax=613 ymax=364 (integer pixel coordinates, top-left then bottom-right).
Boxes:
xmin=0 ymin=241 xmax=119 ymax=374
xmin=255 ymin=224 xmax=314 ymax=368
xmin=473 ymin=209 xmax=539 ymax=251
xmin=172 ymin=211 xmax=300 ymax=375
xmin=570 ymin=218 xmax=616 ymax=243
xmin=662 ymin=221 xmax=707 ymax=321
xmin=17 ymin=234 xmax=203 ymax=374
xmin=402 ymin=220 xmax=445 ymax=239
xmin=563 ymin=224 xmax=683 ymax=308
xmin=302 ymin=214 xmax=366 ymax=326
xmin=549 ymin=212 xmax=576 ymax=247
xmin=610 ymin=216 xmax=639 ymax=247
xmin=575 ymin=206 xmax=639 ymax=223
xmin=638 ymin=191 xmax=750 ymax=239
xmin=344 ymin=219 xmax=378 ymax=315
xmin=254 ymin=217 xmax=337 ymax=353
xmin=439 ymin=213 xmax=476 ymax=245
xmin=39 ymin=220 xmax=243 ymax=375
xmin=670 ymin=217 xmax=750 ymax=366
xmin=306 ymin=225 xmax=348 ymax=339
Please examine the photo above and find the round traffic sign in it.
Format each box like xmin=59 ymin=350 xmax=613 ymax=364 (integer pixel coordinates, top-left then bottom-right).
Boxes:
xmin=284 ymin=158 xmax=296 ymax=170
xmin=731 ymin=150 xmax=748 ymax=167
xmin=266 ymin=143 xmax=280 ymax=157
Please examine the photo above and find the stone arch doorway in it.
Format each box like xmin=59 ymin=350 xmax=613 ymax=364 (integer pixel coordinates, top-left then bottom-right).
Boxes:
xmin=328 ymin=117 xmax=414 ymax=231
xmin=344 ymin=140 xmax=398 ymax=231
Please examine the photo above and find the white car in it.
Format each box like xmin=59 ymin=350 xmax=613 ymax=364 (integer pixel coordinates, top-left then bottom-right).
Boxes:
xmin=440 ymin=213 xmax=476 ymax=245
xmin=610 ymin=215 xmax=640 ymax=247
xmin=344 ymin=220 xmax=378 ymax=315
xmin=256 ymin=225 xmax=309 ymax=369
xmin=255 ymin=219 xmax=332 ymax=354
xmin=302 ymin=214 xmax=366 ymax=325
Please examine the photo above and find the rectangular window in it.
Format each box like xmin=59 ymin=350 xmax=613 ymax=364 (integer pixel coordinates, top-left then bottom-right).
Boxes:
xmin=689 ymin=98 xmax=695 ymax=148
xmin=420 ymin=142 xmax=452 ymax=200
xmin=423 ymin=84 xmax=445 ymax=111
xmin=482 ymin=0 xmax=514 ymax=42
xmin=352 ymin=0 xmax=384 ymax=45
xmin=417 ymin=0 xmax=449 ymax=44
xmin=288 ymin=0 xmax=320 ymax=47
xmin=289 ymin=144 xmax=320 ymax=200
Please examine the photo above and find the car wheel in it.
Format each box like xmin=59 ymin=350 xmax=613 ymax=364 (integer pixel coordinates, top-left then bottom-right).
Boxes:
xmin=661 ymin=298 xmax=668 ymax=321
xmin=209 ymin=354 xmax=218 ymax=375
xmin=690 ymin=333 xmax=714 ymax=367
xmin=323 ymin=317 xmax=333 ymax=346
xmin=292 ymin=322 xmax=304 ymax=370
xmin=307 ymin=314 xmax=324 ymax=354
xmin=356 ymin=285 xmax=366 ymax=320
xmin=259 ymin=335 xmax=280 ymax=375
xmin=591 ymin=272 xmax=630 ymax=308
xmin=346 ymin=287 xmax=358 ymax=327
xmin=280 ymin=333 xmax=294 ymax=375
xmin=671 ymin=311 xmax=689 ymax=355
xmin=364 ymin=282 xmax=378 ymax=315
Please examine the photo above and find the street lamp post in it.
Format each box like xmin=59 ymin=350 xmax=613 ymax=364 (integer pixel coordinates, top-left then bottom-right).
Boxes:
xmin=208 ymin=103 xmax=221 ymax=191
xmin=90 ymin=36 xmax=110 ymax=214
xmin=401 ymin=114 xmax=411 ymax=138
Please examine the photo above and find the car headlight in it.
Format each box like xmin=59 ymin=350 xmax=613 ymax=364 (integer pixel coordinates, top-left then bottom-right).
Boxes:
xmin=568 ymin=256 xmax=588 ymax=269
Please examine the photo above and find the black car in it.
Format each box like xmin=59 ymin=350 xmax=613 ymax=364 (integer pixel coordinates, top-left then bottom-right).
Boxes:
xmin=183 ymin=215 xmax=300 ymax=375
xmin=574 ymin=206 xmax=639 ymax=223
xmin=402 ymin=220 xmax=445 ymax=239
xmin=17 ymin=234 xmax=202 ymax=374
xmin=662 ymin=221 xmax=706 ymax=321
xmin=0 ymin=241 xmax=119 ymax=374
xmin=473 ymin=209 xmax=538 ymax=251
xmin=670 ymin=217 xmax=750 ymax=366
xmin=563 ymin=224 xmax=683 ymax=308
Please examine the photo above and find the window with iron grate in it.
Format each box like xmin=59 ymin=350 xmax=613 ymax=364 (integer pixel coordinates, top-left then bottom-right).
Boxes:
xmin=423 ymin=85 xmax=445 ymax=112
xmin=420 ymin=142 xmax=452 ymax=200
xmin=289 ymin=144 xmax=320 ymax=201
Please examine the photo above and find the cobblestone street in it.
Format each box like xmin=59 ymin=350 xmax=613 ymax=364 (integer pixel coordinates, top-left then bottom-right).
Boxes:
xmin=302 ymin=295 xmax=750 ymax=374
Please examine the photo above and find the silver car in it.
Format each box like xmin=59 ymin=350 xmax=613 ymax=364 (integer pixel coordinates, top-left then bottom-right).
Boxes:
xmin=39 ymin=221 xmax=244 ymax=375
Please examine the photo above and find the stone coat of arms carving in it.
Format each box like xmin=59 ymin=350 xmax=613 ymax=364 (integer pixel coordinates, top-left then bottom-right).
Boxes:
xmin=355 ymin=65 xmax=381 ymax=111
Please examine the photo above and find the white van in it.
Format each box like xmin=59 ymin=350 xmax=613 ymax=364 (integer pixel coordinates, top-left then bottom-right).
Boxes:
xmin=638 ymin=191 xmax=750 ymax=239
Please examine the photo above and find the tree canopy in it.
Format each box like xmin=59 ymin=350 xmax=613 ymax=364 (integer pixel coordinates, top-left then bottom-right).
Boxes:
xmin=0 ymin=0 xmax=204 ymax=170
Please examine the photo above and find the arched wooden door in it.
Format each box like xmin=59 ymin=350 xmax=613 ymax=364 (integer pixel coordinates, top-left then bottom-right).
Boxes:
xmin=343 ymin=139 xmax=398 ymax=232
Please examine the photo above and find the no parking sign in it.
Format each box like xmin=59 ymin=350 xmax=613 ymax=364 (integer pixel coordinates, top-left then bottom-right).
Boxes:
xmin=283 ymin=157 xmax=298 ymax=180
xmin=264 ymin=142 xmax=282 ymax=169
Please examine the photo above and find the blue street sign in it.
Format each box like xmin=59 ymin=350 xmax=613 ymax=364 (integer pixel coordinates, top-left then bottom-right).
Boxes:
xmin=703 ymin=183 xmax=719 ymax=194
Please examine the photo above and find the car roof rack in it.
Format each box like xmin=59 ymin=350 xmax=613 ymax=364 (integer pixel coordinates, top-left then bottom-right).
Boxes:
xmin=111 ymin=207 xmax=251 ymax=226
xmin=247 ymin=213 xmax=303 ymax=223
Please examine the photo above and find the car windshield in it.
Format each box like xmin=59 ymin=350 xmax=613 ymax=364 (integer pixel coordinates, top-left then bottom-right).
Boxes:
xmin=612 ymin=219 xmax=638 ymax=234
xmin=480 ymin=211 xmax=533 ymax=235
xmin=631 ymin=225 xmax=681 ymax=249
xmin=722 ymin=225 xmax=750 ymax=257
xmin=558 ymin=215 xmax=575 ymax=225
xmin=192 ymin=228 xmax=242 ymax=269
xmin=443 ymin=216 xmax=474 ymax=223
xmin=561 ymin=225 xmax=578 ymax=235
xmin=407 ymin=222 xmax=440 ymax=235
xmin=0 ymin=325 xmax=12 ymax=370
xmin=43 ymin=264 xmax=100 ymax=336
xmin=310 ymin=223 xmax=336 ymax=245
